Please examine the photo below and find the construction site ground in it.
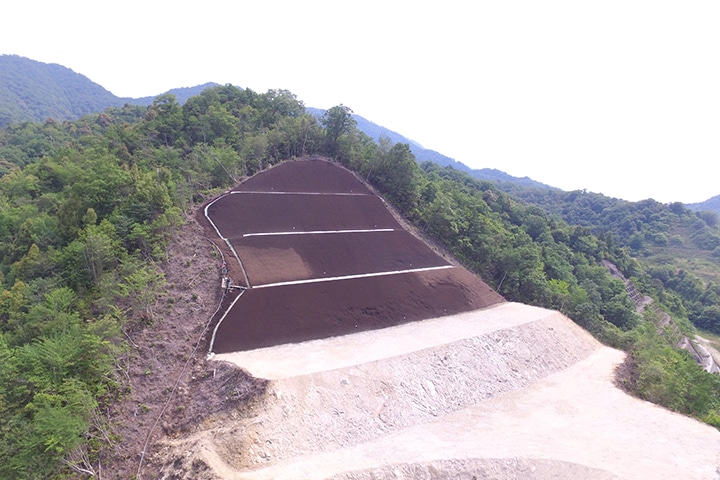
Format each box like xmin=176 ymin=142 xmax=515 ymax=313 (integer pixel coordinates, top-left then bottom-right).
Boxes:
xmin=109 ymin=158 xmax=720 ymax=479
xmin=161 ymin=304 xmax=720 ymax=480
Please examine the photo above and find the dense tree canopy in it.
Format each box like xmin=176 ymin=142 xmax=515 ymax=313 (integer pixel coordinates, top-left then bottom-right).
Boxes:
xmin=503 ymin=186 xmax=720 ymax=333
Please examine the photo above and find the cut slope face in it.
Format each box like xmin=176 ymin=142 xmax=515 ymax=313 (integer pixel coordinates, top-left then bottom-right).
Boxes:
xmin=200 ymin=158 xmax=503 ymax=353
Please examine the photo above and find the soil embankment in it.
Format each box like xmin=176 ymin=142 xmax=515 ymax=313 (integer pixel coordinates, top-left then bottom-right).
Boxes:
xmin=158 ymin=303 xmax=720 ymax=479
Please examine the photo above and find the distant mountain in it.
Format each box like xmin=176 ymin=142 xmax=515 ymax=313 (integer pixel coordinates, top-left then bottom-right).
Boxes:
xmin=470 ymin=168 xmax=559 ymax=190
xmin=686 ymin=195 xmax=720 ymax=216
xmin=0 ymin=54 xmax=131 ymax=126
xmin=133 ymin=82 xmax=220 ymax=106
xmin=0 ymin=55 xmax=217 ymax=126
xmin=2 ymin=55 xmax=555 ymax=192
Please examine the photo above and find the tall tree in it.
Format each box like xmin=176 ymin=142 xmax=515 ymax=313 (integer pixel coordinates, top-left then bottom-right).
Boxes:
xmin=321 ymin=104 xmax=355 ymax=159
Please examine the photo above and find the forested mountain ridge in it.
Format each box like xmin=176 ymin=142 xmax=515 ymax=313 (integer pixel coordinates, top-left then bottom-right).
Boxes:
xmin=1 ymin=82 xmax=720 ymax=476
xmin=3 ymin=55 xmax=557 ymax=193
xmin=3 ymin=55 xmax=718 ymax=204
xmin=0 ymin=55 xmax=219 ymax=127
xmin=506 ymin=185 xmax=720 ymax=333
xmin=687 ymin=194 xmax=720 ymax=217
xmin=0 ymin=55 xmax=128 ymax=126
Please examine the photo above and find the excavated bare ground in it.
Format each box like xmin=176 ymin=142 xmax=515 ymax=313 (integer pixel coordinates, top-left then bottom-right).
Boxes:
xmin=211 ymin=267 xmax=495 ymax=352
xmin=236 ymin=230 xmax=445 ymax=286
xmin=99 ymin=219 xmax=268 ymax=479
xmin=109 ymin=158 xmax=720 ymax=479
xmin=154 ymin=305 xmax=720 ymax=480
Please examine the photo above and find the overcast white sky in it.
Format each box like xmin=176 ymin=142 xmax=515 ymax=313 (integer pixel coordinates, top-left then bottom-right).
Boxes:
xmin=3 ymin=1 xmax=719 ymax=203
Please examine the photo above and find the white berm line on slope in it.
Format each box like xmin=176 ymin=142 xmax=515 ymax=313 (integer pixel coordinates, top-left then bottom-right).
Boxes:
xmin=253 ymin=265 xmax=453 ymax=289
xmin=230 ymin=191 xmax=369 ymax=196
xmin=243 ymin=228 xmax=395 ymax=237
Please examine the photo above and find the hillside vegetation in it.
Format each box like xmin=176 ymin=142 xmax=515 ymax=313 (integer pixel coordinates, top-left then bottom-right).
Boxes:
xmin=0 ymin=85 xmax=719 ymax=478
xmin=0 ymin=55 xmax=219 ymax=127
xmin=505 ymin=187 xmax=720 ymax=334
xmin=687 ymin=194 xmax=720 ymax=217
xmin=0 ymin=55 xmax=127 ymax=126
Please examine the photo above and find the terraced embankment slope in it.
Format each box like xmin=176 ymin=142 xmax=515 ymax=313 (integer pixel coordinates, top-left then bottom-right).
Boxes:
xmin=199 ymin=158 xmax=503 ymax=353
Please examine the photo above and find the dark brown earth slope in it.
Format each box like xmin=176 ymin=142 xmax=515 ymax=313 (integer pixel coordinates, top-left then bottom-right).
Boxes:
xmin=198 ymin=158 xmax=504 ymax=353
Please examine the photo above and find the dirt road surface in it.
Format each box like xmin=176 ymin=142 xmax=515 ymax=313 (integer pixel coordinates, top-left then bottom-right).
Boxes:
xmin=154 ymin=303 xmax=720 ymax=480
xmin=229 ymin=345 xmax=719 ymax=480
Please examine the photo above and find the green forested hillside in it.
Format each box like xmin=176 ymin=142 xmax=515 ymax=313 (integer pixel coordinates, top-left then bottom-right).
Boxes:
xmin=0 ymin=55 xmax=128 ymax=126
xmin=504 ymin=187 xmax=720 ymax=334
xmin=0 ymin=55 xmax=219 ymax=128
xmin=687 ymin=194 xmax=720 ymax=217
xmin=0 ymin=85 xmax=719 ymax=478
